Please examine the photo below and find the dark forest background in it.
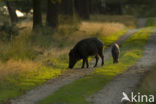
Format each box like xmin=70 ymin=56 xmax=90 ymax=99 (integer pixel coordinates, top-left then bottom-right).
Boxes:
xmin=0 ymin=0 xmax=156 ymax=30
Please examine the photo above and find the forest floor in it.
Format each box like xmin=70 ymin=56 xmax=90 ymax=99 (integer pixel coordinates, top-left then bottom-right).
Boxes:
xmin=11 ymin=29 xmax=139 ymax=104
xmin=7 ymin=18 xmax=156 ymax=104
xmin=137 ymin=18 xmax=147 ymax=28
xmin=37 ymin=19 xmax=154 ymax=104
xmin=88 ymin=19 xmax=156 ymax=104
xmin=88 ymin=29 xmax=156 ymax=104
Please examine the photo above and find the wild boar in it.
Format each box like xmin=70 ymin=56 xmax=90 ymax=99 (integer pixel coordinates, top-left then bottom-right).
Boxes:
xmin=111 ymin=43 xmax=120 ymax=64
xmin=68 ymin=37 xmax=104 ymax=69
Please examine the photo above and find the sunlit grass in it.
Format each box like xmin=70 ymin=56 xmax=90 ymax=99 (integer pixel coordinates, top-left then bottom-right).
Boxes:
xmin=90 ymin=15 xmax=136 ymax=28
xmin=99 ymin=29 xmax=127 ymax=47
xmin=146 ymin=17 xmax=155 ymax=27
xmin=38 ymin=28 xmax=152 ymax=104
xmin=79 ymin=22 xmax=126 ymax=35
xmin=54 ymin=21 xmax=126 ymax=48
xmin=0 ymin=13 xmax=130 ymax=102
xmin=0 ymin=19 xmax=127 ymax=102
xmin=0 ymin=60 xmax=64 ymax=102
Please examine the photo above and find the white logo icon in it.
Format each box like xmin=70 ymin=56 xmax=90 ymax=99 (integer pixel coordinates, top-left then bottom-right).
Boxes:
xmin=121 ymin=92 xmax=130 ymax=102
xmin=121 ymin=92 xmax=155 ymax=103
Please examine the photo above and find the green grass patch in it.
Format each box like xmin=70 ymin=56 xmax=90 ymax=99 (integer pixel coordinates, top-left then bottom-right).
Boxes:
xmin=146 ymin=18 xmax=155 ymax=27
xmin=38 ymin=28 xmax=152 ymax=104
xmin=0 ymin=66 xmax=63 ymax=102
xmin=98 ymin=29 xmax=127 ymax=47
xmin=0 ymin=52 xmax=69 ymax=102
xmin=0 ymin=29 xmax=127 ymax=102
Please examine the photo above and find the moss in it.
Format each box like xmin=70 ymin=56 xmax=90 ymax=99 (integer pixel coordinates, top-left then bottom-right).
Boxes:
xmin=38 ymin=28 xmax=152 ymax=104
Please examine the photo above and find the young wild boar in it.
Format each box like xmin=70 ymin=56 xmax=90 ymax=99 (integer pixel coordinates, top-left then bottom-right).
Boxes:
xmin=111 ymin=43 xmax=120 ymax=64
xmin=68 ymin=37 xmax=104 ymax=69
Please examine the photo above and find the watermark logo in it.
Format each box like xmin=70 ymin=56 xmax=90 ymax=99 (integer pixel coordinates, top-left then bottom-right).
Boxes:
xmin=121 ymin=92 xmax=130 ymax=102
xmin=121 ymin=92 xmax=155 ymax=103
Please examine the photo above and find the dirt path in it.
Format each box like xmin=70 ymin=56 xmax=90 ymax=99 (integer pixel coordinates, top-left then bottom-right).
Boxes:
xmin=137 ymin=18 xmax=147 ymax=28
xmin=11 ymin=29 xmax=138 ymax=104
xmin=88 ymin=29 xmax=156 ymax=104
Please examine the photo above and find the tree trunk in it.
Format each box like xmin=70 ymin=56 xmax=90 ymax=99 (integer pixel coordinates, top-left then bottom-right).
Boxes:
xmin=75 ymin=0 xmax=89 ymax=20
xmin=33 ymin=0 xmax=42 ymax=29
xmin=60 ymin=0 xmax=74 ymax=16
xmin=46 ymin=0 xmax=58 ymax=28
xmin=118 ymin=2 xmax=123 ymax=15
xmin=6 ymin=0 xmax=18 ymax=25
xmin=90 ymin=0 xmax=100 ymax=14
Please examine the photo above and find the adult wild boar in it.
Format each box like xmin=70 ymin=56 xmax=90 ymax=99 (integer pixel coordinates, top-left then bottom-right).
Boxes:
xmin=68 ymin=37 xmax=104 ymax=69
xmin=111 ymin=43 xmax=120 ymax=64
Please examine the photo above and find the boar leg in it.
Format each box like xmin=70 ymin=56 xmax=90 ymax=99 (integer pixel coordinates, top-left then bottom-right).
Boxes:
xmin=81 ymin=58 xmax=89 ymax=68
xmin=94 ymin=55 xmax=99 ymax=67
xmin=86 ymin=58 xmax=89 ymax=68
xmin=81 ymin=58 xmax=86 ymax=68
xmin=99 ymin=51 xmax=104 ymax=66
xmin=112 ymin=54 xmax=116 ymax=64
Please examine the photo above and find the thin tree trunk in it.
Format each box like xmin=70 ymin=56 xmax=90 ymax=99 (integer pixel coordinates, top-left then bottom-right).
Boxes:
xmin=75 ymin=0 xmax=89 ymax=20
xmin=46 ymin=0 xmax=58 ymax=28
xmin=118 ymin=2 xmax=123 ymax=15
xmin=6 ymin=0 xmax=18 ymax=25
xmin=33 ymin=0 xmax=42 ymax=29
xmin=84 ymin=0 xmax=90 ymax=19
xmin=60 ymin=0 xmax=74 ymax=16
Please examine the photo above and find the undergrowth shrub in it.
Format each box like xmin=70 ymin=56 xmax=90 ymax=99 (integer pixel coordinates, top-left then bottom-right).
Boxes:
xmin=31 ymin=27 xmax=54 ymax=48
xmin=0 ymin=21 xmax=18 ymax=41
xmin=0 ymin=32 xmax=35 ymax=61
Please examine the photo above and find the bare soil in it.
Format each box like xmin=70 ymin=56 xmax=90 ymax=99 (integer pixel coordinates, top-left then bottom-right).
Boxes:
xmin=137 ymin=18 xmax=147 ymax=28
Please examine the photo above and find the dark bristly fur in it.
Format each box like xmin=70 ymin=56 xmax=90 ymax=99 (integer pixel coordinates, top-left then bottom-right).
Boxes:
xmin=112 ymin=43 xmax=120 ymax=64
xmin=69 ymin=37 xmax=104 ymax=69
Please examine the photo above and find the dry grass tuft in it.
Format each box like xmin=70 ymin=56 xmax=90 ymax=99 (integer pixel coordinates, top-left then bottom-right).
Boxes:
xmin=79 ymin=22 xmax=126 ymax=35
xmin=0 ymin=60 xmax=38 ymax=79
xmin=90 ymin=15 xmax=136 ymax=28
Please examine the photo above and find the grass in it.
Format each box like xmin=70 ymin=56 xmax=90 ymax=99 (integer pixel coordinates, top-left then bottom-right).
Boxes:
xmin=38 ymin=28 xmax=152 ymax=104
xmin=0 ymin=15 xmax=128 ymax=102
xmin=55 ymin=21 xmax=127 ymax=48
xmin=98 ymin=30 xmax=127 ymax=47
xmin=90 ymin=15 xmax=136 ymax=28
xmin=146 ymin=18 xmax=155 ymax=27
xmin=0 ymin=60 xmax=64 ymax=102
xmin=134 ymin=64 xmax=156 ymax=104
